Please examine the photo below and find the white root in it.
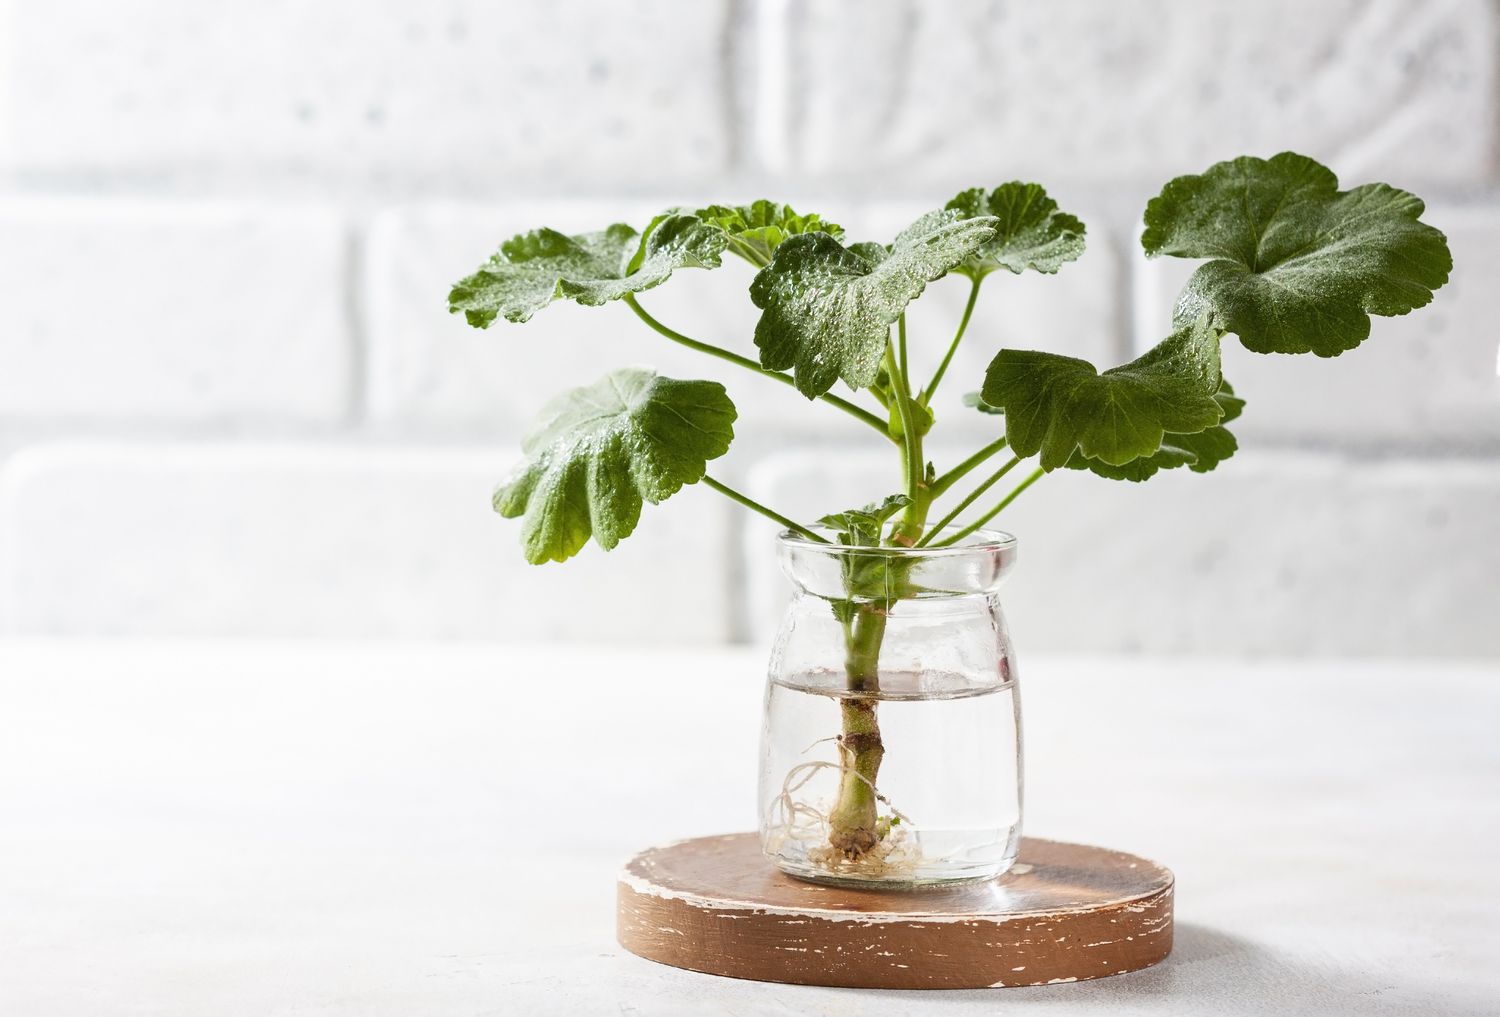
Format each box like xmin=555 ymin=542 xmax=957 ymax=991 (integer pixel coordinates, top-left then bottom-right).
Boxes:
xmin=763 ymin=756 xmax=924 ymax=880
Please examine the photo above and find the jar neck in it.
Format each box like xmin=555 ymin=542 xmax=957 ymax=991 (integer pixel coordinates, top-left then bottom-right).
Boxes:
xmin=777 ymin=528 xmax=1017 ymax=602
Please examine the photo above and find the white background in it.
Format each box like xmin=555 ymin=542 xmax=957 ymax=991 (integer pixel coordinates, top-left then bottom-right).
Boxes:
xmin=0 ymin=0 xmax=1497 ymax=653
xmin=2 ymin=8 xmax=1498 ymax=1013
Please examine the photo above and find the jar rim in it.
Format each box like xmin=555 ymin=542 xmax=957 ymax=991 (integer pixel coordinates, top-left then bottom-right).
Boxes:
xmin=777 ymin=525 xmax=1017 ymax=556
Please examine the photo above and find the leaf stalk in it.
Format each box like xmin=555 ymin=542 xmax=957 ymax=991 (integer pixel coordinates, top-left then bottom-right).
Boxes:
xmin=934 ymin=465 xmax=1046 ymax=547
xmin=920 ymin=276 xmax=982 ymax=404
xmin=700 ymin=475 xmax=827 ymax=544
xmin=915 ymin=455 xmax=1022 ymax=548
xmin=623 ymin=294 xmax=892 ymax=440
xmin=883 ymin=336 xmax=928 ymax=545
xmin=929 ymin=435 xmax=1009 ymax=499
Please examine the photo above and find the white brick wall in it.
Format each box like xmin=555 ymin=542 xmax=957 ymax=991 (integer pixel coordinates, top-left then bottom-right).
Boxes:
xmin=0 ymin=444 xmax=732 ymax=642
xmin=0 ymin=1 xmax=737 ymax=189
xmin=0 ymin=200 xmax=349 ymax=422
xmin=744 ymin=449 xmax=1500 ymax=657
xmin=781 ymin=0 xmax=1498 ymax=187
xmin=0 ymin=0 xmax=1496 ymax=653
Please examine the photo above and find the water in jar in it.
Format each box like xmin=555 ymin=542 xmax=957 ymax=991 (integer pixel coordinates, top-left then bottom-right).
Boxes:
xmin=758 ymin=667 xmax=1022 ymax=886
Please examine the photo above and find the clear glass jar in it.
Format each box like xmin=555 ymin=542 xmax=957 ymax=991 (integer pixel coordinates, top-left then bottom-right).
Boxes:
xmin=758 ymin=528 xmax=1022 ymax=888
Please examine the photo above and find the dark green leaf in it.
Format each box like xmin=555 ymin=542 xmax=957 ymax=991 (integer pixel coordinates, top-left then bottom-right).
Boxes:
xmin=695 ymin=201 xmax=843 ymax=267
xmin=1065 ymin=381 xmax=1244 ymax=481
xmin=494 ymin=368 xmax=736 ymax=563
xmin=946 ymin=183 xmax=1086 ymax=277
xmin=1143 ymin=152 xmax=1452 ymax=356
xmin=981 ymin=317 xmax=1225 ymax=471
xmin=750 ymin=210 xmax=998 ymax=398
xmin=449 ymin=214 xmax=726 ymax=326
xmin=846 ymin=240 xmax=893 ymax=265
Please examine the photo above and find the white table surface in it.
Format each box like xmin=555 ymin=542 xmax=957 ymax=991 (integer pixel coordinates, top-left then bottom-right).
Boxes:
xmin=0 ymin=640 xmax=1496 ymax=1016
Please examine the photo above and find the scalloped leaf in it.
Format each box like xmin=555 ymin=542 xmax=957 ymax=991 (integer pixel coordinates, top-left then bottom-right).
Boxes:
xmin=449 ymin=214 xmax=726 ymax=327
xmin=695 ymin=201 xmax=843 ymax=267
xmin=750 ymin=210 xmax=998 ymax=398
xmin=981 ymin=318 xmax=1225 ymax=471
xmin=1143 ymin=152 xmax=1452 ymax=356
xmin=946 ymin=182 xmax=1086 ymax=277
xmin=493 ymin=368 xmax=736 ymax=564
xmin=1065 ymin=381 xmax=1244 ymax=481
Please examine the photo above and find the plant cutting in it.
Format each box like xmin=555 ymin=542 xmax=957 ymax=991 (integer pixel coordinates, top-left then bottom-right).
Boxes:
xmin=449 ymin=153 xmax=1450 ymax=890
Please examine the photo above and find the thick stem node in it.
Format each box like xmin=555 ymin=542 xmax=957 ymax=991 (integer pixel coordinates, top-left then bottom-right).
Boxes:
xmin=829 ymin=697 xmax=885 ymax=856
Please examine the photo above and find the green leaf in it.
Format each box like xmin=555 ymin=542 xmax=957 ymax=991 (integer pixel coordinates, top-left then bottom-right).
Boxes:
xmin=946 ymin=183 xmax=1086 ymax=277
xmin=694 ymin=200 xmax=843 ymax=267
xmin=1142 ymin=152 xmax=1452 ymax=356
xmin=493 ymin=368 xmax=736 ymax=564
xmin=449 ymin=214 xmax=726 ymax=327
xmin=750 ymin=210 xmax=998 ymax=398
xmin=981 ymin=317 xmax=1226 ymax=471
xmin=963 ymin=391 xmax=1004 ymax=415
xmin=818 ymin=494 xmax=911 ymax=547
xmin=1065 ymin=380 xmax=1244 ymax=481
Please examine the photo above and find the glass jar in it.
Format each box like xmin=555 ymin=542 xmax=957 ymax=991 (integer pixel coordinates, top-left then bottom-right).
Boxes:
xmin=758 ymin=528 xmax=1022 ymax=888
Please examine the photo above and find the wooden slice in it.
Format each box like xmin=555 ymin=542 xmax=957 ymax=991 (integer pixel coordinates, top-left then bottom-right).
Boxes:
xmin=617 ymin=833 xmax=1172 ymax=989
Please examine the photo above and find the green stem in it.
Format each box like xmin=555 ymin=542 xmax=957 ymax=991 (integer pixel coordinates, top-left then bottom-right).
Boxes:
xmin=825 ymin=332 xmax=929 ymax=860
xmin=929 ymin=435 xmax=1009 ymax=499
xmin=920 ymin=276 xmax=982 ymax=404
xmin=914 ymin=455 xmax=1022 ymax=548
xmin=883 ymin=341 xmax=928 ymax=546
xmin=700 ymin=475 xmax=827 ymax=543
xmin=843 ymin=603 xmax=888 ymax=694
xmin=623 ymin=294 xmax=892 ymax=440
xmin=933 ymin=466 xmax=1046 ymax=547
xmin=829 ymin=604 xmax=889 ymax=857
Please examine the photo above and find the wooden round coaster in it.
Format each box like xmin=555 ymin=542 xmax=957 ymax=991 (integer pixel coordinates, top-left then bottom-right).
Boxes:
xmin=617 ymin=833 xmax=1173 ymax=989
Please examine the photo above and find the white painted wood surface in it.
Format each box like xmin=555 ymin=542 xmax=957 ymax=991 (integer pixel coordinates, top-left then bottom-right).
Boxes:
xmin=0 ymin=641 xmax=1495 ymax=1015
